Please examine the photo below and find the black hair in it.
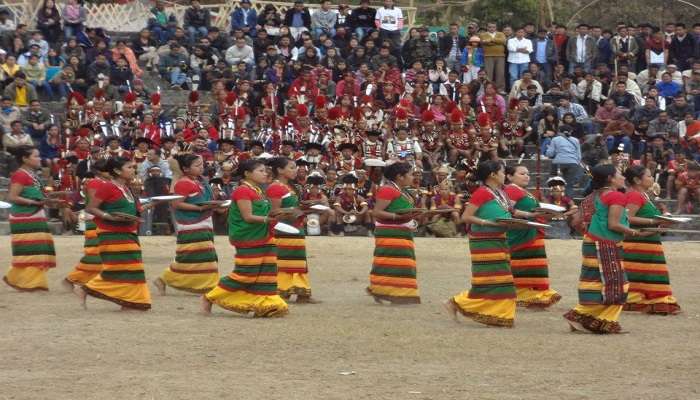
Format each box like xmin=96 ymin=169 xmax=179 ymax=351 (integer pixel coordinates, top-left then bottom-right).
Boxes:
xmin=475 ymin=160 xmax=504 ymax=182
xmin=590 ymin=164 xmax=617 ymax=190
xmin=268 ymin=156 xmax=293 ymax=178
xmin=91 ymin=158 xmax=109 ymax=174
xmin=105 ymin=156 xmax=132 ymax=178
xmin=383 ymin=161 xmax=412 ymax=181
xmin=624 ymin=165 xmax=648 ymax=186
xmin=174 ymin=153 xmax=201 ymax=172
xmin=11 ymin=145 xmax=37 ymax=165
xmin=505 ymin=164 xmax=527 ymax=182
xmin=236 ymin=158 xmax=265 ymax=178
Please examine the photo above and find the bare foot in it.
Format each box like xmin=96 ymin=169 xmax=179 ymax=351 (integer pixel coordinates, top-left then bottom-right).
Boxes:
xmin=61 ymin=278 xmax=74 ymax=292
xmin=73 ymin=285 xmax=87 ymax=310
xmin=153 ymin=277 xmax=166 ymax=296
xmin=200 ymin=295 xmax=212 ymax=315
xmin=443 ymin=299 xmax=458 ymax=322
xmin=296 ymin=296 xmax=322 ymax=304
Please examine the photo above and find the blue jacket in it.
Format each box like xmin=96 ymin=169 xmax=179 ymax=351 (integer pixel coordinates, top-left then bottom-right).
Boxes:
xmin=460 ymin=47 xmax=484 ymax=67
xmin=231 ymin=7 xmax=257 ymax=36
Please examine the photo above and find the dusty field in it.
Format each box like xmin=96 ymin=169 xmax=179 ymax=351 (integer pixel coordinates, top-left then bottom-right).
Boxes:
xmin=1 ymin=236 xmax=699 ymax=400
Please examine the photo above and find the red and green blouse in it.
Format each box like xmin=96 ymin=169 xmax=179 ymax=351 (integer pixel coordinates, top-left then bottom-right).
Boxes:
xmin=94 ymin=180 xmax=141 ymax=233
xmin=468 ymin=186 xmax=512 ymax=233
xmin=266 ymin=181 xmax=304 ymax=230
xmin=229 ymin=183 xmax=272 ymax=247
xmin=626 ymin=189 xmax=661 ymax=240
xmin=504 ymin=184 xmax=539 ymax=246
xmin=375 ymin=184 xmax=415 ymax=224
xmin=588 ymin=190 xmax=629 ymax=242
xmin=173 ymin=177 xmax=214 ymax=224
xmin=10 ymin=169 xmax=44 ymax=217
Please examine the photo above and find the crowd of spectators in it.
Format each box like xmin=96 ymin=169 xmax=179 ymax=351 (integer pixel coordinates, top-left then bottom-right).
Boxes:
xmin=1 ymin=0 xmax=700 ymax=235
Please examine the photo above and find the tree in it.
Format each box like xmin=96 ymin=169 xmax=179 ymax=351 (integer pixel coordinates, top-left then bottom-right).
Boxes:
xmin=469 ymin=0 xmax=539 ymax=28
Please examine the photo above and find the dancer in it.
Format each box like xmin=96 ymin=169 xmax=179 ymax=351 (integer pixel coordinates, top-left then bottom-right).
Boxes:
xmin=154 ymin=154 xmax=220 ymax=295
xmin=267 ymin=157 xmax=319 ymax=303
xmin=504 ymin=165 xmax=561 ymax=308
xmin=367 ymin=161 xmax=422 ymax=304
xmin=444 ymin=160 xmax=519 ymax=327
xmin=75 ymin=157 xmax=153 ymax=310
xmin=564 ymin=164 xmax=641 ymax=333
xmin=3 ymin=146 xmax=58 ymax=291
xmin=202 ymin=159 xmax=289 ymax=317
xmin=64 ymin=159 xmax=109 ymax=287
xmin=622 ymin=165 xmax=681 ymax=314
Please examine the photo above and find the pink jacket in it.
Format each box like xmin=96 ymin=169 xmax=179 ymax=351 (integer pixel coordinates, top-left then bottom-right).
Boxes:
xmin=112 ymin=48 xmax=143 ymax=77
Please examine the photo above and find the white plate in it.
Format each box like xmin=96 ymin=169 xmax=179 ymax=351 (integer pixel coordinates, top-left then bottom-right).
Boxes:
xmin=310 ymin=204 xmax=330 ymax=211
xmin=364 ymin=158 xmax=386 ymax=167
xmin=538 ymin=203 xmax=566 ymax=213
xmin=0 ymin=200 xmax=11 ymax=209
xmin=526 ymin=221 xmax=552 ymax=228
xmin=139 ymin=198 xmax=152 ymax=203
xmin=220 ymin=200 xmax=232 ymax=207
xmin=274 ymin=222 xmax=300 ymax=234
xmin=655 ymin=215 xmax=692 ymax=223
xmin=150 ymin=195 xmax=185 ymax=201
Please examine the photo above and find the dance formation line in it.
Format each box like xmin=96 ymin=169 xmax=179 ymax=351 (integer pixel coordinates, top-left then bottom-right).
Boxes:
xmin=2 ymin=145 xmax=682 ymax=333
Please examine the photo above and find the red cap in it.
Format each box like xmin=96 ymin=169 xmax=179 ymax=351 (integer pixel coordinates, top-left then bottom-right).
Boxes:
xmin=395 ymin=108 xmax=408 ymax=120
xmin=77 ymin=127 xmax=90 ymax=137
xmin=234 ymin=108 xmax=247 ymax=119
xmin=189 ymin=90 xmax=200 ymax=104
xmin=450 ymin=108 xmax=464 ymax=124
xmin=477 ymin=112 xmax=491 ymax=127
xmin=399 ymin=98 xmax=412 ymax=108
xmin=328 ymin=106 xmax=343 ymax=120
xmin=315 ymin=95 xmax=327 ymax=109
xmin=225 ymin=91 xmax=237 ymax=106
xmin=296 ymin=104 xmax=309 ymax=117
xmin=94 ymin=88 xmax=105 ymax=100
xmin=124 ymin=91 xmax=137 ymax=104
xmin=421 ymin=109 xmax=434 ymax=122
xmin=150 ymin=93 xmax=161 ymax=106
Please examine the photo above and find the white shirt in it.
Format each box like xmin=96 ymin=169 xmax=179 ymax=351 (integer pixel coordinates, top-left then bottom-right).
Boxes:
xmin=576 ymin=35 xmax=587 ymax=63
xmin=375 ymin=7 xmax=402 ymax=31
xmin=506 ymin=37 xmax=532 ymax=64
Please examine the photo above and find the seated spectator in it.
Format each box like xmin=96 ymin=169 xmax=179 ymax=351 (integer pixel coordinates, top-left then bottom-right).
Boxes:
xmin=1 ymin=55 xmax=20 ymax=85
xmin=2 ymin=120 xmax=33 ymax=150
xmin=636 ymin=64 xmax=661 ymax=94
xmin=312 ymin=1 xmax=337 ymax=40
xmin=184 ymin=0 xmax=211 ymax=46
xmin=349 ymin=0 xmax=376 ymax=41
xmin=132 ymin=29 xmax=160 ymax=72
xmin=557 ymin=95 xmax=592 ymax=134
xmin=36 ymin=0 xmax=61 ymax=46
xmin=284 ymin=1 xmax=312 ymax=41
xmin=138 ymin=148 xmax=173 ymax=180
xmin=0 ymin=96 xmax=21 ymax=133
xmin=661 ymin=64 xmax=684 ymax=85
xmin=667 ymin=95 xmax=694 ymax=122
xmin=86 ymin=54 xmax=112 ymax=86
xmin=111 ymin=58 xmax=135 ymax=93
xmin=21 ymin=54 xmax=54 ymax=100
xmin=230 ymin=0 xmax=257 ymax=38
xmin=3 ymin=72 xmax=37 ymax=108
xmin=594 ymin=98 xmax=626 ymax=131
xmin=62 ymin=0 xmax=86 ymax=39
xmin=649 ymin=110 xmax=679 ymax=137
xmin=86 ymin=75 xmax=119 ymax=101
xmin=148 ymin=0 xmax=175 ymax=45
xmin=225 ymin=37 xmax=255 ymax=70
xmin=509 ymin=71 xmax=543 ymax=99
xmin=112 ymin=40 xmax=143 ymax=78
xmin=655 ymin=72 xmax=683 ymax=101
xmin=23 ymin=99 xmax=50 ymax=143
xmin=84 ymin=39 xmax=110 ymax=66
xmin=27 ymin=32 xmax=50 ymax=59
xmin=159 ymin=42 xmax=189 ymax=89
xmin=61 ymin=38 xmax=86 ymax=64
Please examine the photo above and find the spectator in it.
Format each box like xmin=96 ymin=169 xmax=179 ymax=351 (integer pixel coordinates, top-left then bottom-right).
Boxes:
xmin=284 ymin=1 xmax=312 ymax=41
xmin=225 ymin=36 xmax=255 ymax=70
xmin=591 ymin=26 xmax=613 ymax=68
xmin=645 ymin=31 xmax=668 ymax=68
xmin=669 ymin=23 xmax=697 ymax=71
xmin=0 ymin=96 xmax=21 ymax=133
xmin=148 ymin=1 xmax=175 ymax=45
xmin=112 ymin=40 xmax=143 ymax=78
xmin=546 ymin=124 xmax=583 ymax=198
xmin=531 ymin=28 xmax=555 ymax=83
xmin=27 ymin=32 xmax=50 ymax=59
xmin=557 ymin=95 xmax=591 ymax=133
xmin=438 ymin=23 xmax=466 ymax=72
xmin=111 ymin=58 xmax=134 ymax=93
xmin=61 ymin=38 xmax=85 ymax=64
xmin=184 ymin=0 xmax=211 ymax=47
xmin=667 ymin=96 xmax=694 ymax=122
xmin=594 ymin=98 xmax=626 ymax=131
xmin=62 ymin=0 xmax=86 ymax=39
xmin=86 ymin=75 xmax=118 ymax=101
xmin=2 ymin=120 xmax=33 ymax=150
xmin=3 ymin=72 xmax=38 ymax=108
xmin=132 ymin=29 xmax=160 ymax=72
xmin=23 ymin=99 xmax=50 ymax=143
xmin=656 ymin=71 xmax=683 ymax=100
xmin=138 ymin=149 xmax=173 ymax=180
xmin=1 ymin=55 xmax=20 ymax=84
xmin=159 ymin=42 xmax=190 ymax=89
xmin=479 ymin=22 xmax=507 ymax=91
xmin=21 ymin=54 xmax=54 ymax=100
xmin=611 ymin=25 xmax=639 ymax=72
xmin=404 ymin=27 xmax=437 ymax=68
xmin=648 ymin=110 xmax=679 ymax=137
xmin=86 ymin=54 xmax=112 ymax=86
xmin=460 ymin=36 xmax=484 ymax=84
xmin=348 ymin=0 xmax=376 ymax=41
xmin=506 ymin=27 xmax=533 ymax=86
xmin=311 ymin=0 xmax=337 ymax=40
xmin=566 ymin=23 xmax=596 ymax=74
xmin=230 ymin=0 xmax=257 ymax=38
xmin=375 ymin=0 xmax=403 ymax=50
xmin=631 ymin=96 xmax=660 ymax=123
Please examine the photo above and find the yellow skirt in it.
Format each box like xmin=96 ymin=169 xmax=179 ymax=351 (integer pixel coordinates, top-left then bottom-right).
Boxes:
xmin=625 ymin=292 xmax=681 ymax=314
xmin=84 ymin=275 xmax=151 ymax=310
xmin=516 ymin=288 xmax=562 ymax=308
xmin=451 ymin=291 xmax=516 ymax=327
xmin=162 ymin=218 xmax=219 ymax=293
xmin=161 ymin=268 xmax=220 ymax=294
xmin=65 ymin=221 xmax=102 ymax=285
xmin=3 ymin=267 xmax=48 ymax=291
xmin=205 ymin=285 xmax=289 ymax=317
xmin=277 ymin=272 xmax=311 ymax=297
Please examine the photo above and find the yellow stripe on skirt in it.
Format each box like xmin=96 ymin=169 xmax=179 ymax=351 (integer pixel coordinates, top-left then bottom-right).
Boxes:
xmin=3 ymin=210 xmax=56 ymax=291
xmin=66 ymin=220 xmax=102 ymax=285
xmin=276 ymin=233 xmax=312 ymax=298
xmin=161 ymin=218 xmax=220 ymax=293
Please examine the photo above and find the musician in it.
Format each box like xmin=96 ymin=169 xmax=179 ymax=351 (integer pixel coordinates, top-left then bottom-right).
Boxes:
xmin=474 ymin=112 xmax=499 ymax=162
xmin=429 ymin=180 xmax=462 ymax=226
xmin=499 ymin=109 xmax=531 ymax=157
xmin=332 ymin=176 xmax=371 ymax=236
xmin=139 ymin=112 xmax=161 ymax=148
xmin=280 ymin=140 xmax=303 ymax=160
xmin=445 ymin=108 xmax=472 ymax=164
xmin=132 ymin=137 xmax=152 ymax=164
xmin=335 ymin=143 xmax=363 ymax=175
xmin=418 ymin=109 xmax=444 ymax=169
xmin=301 ymin=172 xmax=335 ymax=234
xmin=236 ymin=140 xmax=265 ymax=163
xmin=160 ymin=136 xmax=178 ymax=160
xmin=298 ymin=142 xmax=330 ymax=171
xmin=103 ymin=136 xmax=130 ymax=159
xmin=361 ymin=130 xmax=384 ymax=160
xmin=215 ymin=137 xmax=239 ymax=169
xmin=387 ymin=126 xmax=423 ymax=168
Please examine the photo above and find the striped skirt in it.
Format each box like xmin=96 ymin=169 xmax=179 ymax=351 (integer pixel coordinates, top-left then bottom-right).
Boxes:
xmin=563 ymin=235 xmax=628 ymax=334
xmin=66 ymin=220 xmax=102 ymax=285
xmin=161 ymin=218 xmax=219 ymax=293
xmin=622 ymin=238 xmax=680 ymax=314
xmin=83 ymin=229 xmax=151 ymax=310
xmin=451 ymin=231 xmax=515 ymax=327
xmin=510 ymin=235 xmax=561 ymax=308
xmin=276 ymin=231 xmax=312 ymax=298
xmin=205 ymin=237 xmax=288 ymax=317
xmin=3 ymin=210 xmax=56 ymax=291
xmin=367 ymin=223 xmax=419 ymax=304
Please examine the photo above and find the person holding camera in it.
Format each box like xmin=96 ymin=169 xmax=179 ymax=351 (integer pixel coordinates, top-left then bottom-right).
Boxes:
xmin=546 ymin=124 xmax=584 ymax=198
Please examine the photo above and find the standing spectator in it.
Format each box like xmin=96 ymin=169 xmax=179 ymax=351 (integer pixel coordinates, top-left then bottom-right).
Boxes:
xmin=348 ymin=0 xmax=376 ymax=41
xmin=546 ymin=124 xmax=583 ymax=198
xmin=612 ymin=26 xmax=639 ymax=73
xmin=479 ymin=22 xmax=507 ymax=92
xmin=591 ymin=26 xmax=613 ymax=68
xmin=184 ymin=0 xmax=211 ymax=47
xmin=36 ymin=0 xmax=61 ymax=47
xmin=375 ymin=0 xmax=403 ymax=51
xmin=669 ymin=23 xmax=697 ymax=71
xmin=230 ymin=0 xmax=257 ymax=38
xmin=284 ymin=1 xmax=312 ymax=41
xmin=311 ymin=1 xmax=337 ymax=40
xmin=3 ymin=72 xmax=37 ymax=108
xmin=460 ymin=36 xmax=484 ymax=84
xmin=506 ymin=27 xmax=532 ymax=86
xmin=566 ymin=24 xmax=596 ymax=74
xmin=62 ymin=0 xmax=86 ymax=40
xmin=646 ymin=31 xmax=668 ymax=68
xmin=531 ymin=28 xmax=555 ymax=83
xmin=439 ymin=23 xmax=467 ymax=72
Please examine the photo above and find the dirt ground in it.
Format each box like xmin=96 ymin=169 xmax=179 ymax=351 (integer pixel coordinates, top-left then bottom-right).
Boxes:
xmin=1 ymin=236 xmax=699 ymax=400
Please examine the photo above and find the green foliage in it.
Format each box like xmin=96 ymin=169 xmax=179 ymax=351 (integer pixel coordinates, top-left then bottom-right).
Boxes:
xmin=469 ymin=0 xmax=539 ymax=27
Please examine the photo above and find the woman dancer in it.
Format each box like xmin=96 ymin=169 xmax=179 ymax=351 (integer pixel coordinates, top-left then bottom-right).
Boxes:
xmin=154 ymin=154 xmax=220 ymax=295
xmin=266 ymin=157 xmax=319 ymax=303
xmin=202 ymin=159 xmax=288 ymax=317
xmin=75 ymin=157 xmax=152 ymax=310
xmin=367 ymin=162 xmax=422 ymax=304
xmin=3 ymin=146 xmax=57 ymax=291
xmin=64 ymin=159 xmax=109 ymax=287
xmin=564 ymin=164 xmax=641 ymax=333
xmin=622 ymin=165 xmax=681 ymax=315
xmin=504 ymin=165 xmax=561 ymax=308
xmin=444 ymin=160 xmax=519 ymax=327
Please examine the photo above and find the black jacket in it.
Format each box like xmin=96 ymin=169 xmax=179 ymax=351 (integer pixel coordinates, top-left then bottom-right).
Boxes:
xmin=438 ymin=34 xmax=467 ymax=58
xmin=348 ymin=7 xmax=376 ymax=29
xmin=283 ymin=8 xmax=311 ymax=29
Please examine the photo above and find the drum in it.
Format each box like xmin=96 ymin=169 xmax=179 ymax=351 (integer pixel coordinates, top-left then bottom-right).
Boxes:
xmin=307 ymin=213 xmax=321 ymax=236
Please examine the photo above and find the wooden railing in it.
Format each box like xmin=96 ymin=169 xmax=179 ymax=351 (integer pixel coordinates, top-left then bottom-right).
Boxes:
xmin=4 ymin=0 xmax=416 ymax=33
